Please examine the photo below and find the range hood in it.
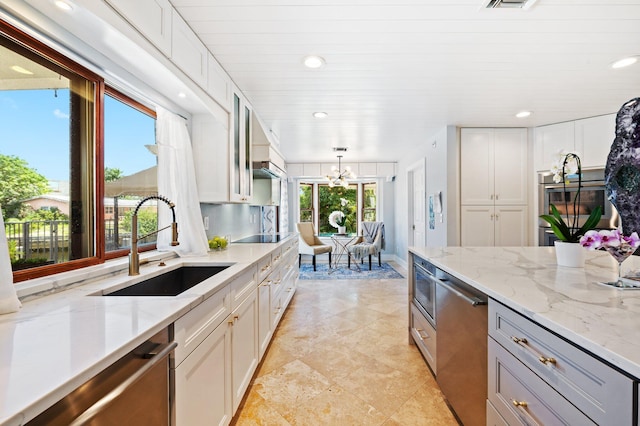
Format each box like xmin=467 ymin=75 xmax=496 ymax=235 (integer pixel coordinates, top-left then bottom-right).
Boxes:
xmin=251 ymin=111 xmax=287 ymax=180
xmin=253 ymin=161 xmax=285 ymax=180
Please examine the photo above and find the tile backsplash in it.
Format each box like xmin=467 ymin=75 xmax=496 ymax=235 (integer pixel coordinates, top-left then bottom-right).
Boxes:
xmin=200 ymin=203 xmax=261 ymax=241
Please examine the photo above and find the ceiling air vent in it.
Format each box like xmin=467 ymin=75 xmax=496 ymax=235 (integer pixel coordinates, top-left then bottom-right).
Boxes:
xmin=332 ymin=147 xmax=348 ymax=152
xmin=483 ymin=0 xmax=538 ymax=9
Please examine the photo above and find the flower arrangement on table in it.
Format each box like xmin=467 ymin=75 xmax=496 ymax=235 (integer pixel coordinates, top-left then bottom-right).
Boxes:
xmin=580 ymin=229 xmax=640 ymax=285
xmin=328 ymin=198 xmax=349 ymax=233
xmin=539 ymin=151 xmax=602 ymax=243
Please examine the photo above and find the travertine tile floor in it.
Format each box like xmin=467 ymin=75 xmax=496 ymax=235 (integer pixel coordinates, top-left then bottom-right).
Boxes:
xmin=232 ymin=263 xmax=458 ymax=425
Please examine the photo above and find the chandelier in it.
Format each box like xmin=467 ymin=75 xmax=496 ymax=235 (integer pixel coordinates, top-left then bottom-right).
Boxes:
xmin=325 ymin=155 xmax=356 ymax=188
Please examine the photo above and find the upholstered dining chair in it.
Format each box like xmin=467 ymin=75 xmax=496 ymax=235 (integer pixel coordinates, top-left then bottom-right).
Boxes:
xmin=297 ymin=222 xmax=332 ymax=271
xmin=347 ymin=222 xmax=385 ymax=270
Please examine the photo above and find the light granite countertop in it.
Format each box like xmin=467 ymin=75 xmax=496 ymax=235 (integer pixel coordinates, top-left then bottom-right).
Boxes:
xmin=0 ymin=238 xmax=294 ymax=426
xmin=409 ymin=246 xmax=640 ymax=380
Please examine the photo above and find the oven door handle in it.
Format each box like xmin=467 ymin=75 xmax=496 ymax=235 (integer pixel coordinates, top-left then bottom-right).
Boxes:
xmin=69 ymin=341 xmax=177 ymax=426
xmin=543 ymin=181 xmax=605 ymax=189
xmin=414 ymin=262 xmax=433 ymax=277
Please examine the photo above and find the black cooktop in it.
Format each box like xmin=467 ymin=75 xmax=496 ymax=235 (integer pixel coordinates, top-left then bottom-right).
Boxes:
xmin=234 ymin=234 xmax=288 ymax=243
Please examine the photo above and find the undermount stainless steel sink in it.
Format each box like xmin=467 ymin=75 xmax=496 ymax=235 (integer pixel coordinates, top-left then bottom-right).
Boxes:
xmin=103 ymin=266 xmax=231 ymax=296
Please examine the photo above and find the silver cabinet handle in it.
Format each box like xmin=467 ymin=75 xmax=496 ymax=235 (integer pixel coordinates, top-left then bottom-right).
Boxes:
xmin=69 ymin=341 xmax=177 ymax=426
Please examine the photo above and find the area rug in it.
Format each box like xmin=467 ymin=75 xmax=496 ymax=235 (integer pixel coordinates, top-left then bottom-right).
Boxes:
xmin=298 ymin=263 xmax=404 ymax=280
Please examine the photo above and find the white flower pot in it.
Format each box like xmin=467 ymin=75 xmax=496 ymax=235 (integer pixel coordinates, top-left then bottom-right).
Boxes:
xmin=554 ymin=241 xmax=586 ymax=268
xmin=338 ymin=226 xmax=346 ymax=234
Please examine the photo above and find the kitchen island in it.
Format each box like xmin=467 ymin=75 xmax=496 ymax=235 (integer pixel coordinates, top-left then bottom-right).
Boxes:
xmin=0 ymin=236 xmax=297 ymax=426
xmin=409 ymin=246 xmax=640 ymax=424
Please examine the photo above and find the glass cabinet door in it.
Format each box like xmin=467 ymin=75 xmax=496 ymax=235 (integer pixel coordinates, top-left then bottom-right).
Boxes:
xmin=230 ymin=92 xmax=252 ymax=202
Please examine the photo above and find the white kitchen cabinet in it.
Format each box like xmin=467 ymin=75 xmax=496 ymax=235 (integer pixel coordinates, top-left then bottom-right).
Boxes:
xmin=461 ymin=128 xmax=528 ymax=247
xmin=171 ymin=10 xmax=207 ymax=88
xmin=173 ymin=285 xmax=232 ymax=426
xmin=257 ymin=274 xmax=273 ymax=360
xmin=575 ymin=113 xmax=616 ymax=169
xmin=286 ymin=163 xmax=304 ymax=177
xmin=535 ymin=114 xmax=615 ymax=171
xmin=461 ymin=206 xmax=527 ymax=247
xmin=231 ymin=288 xmax=259 ymax=413
xmin=208 ymin=53 xmax=232 ymax=112
xmin=192 ymin=112 xmax=232 ymax=203
xmin=230 ymin=90 xmax=253 ymax=203
xmin=105 ymin=0 xmax=172 ymax=56
xmin=461 ymin=128 xmax=527 ymax=205
xmin=534 ymin=121 xmax=575 ymax=172
xmin=174 ymin=319 xmax=232 ymax=426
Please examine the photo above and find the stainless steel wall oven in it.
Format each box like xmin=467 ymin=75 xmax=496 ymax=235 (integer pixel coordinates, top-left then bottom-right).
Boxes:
xmin=538 ymin=169 xmax=618 ymax=246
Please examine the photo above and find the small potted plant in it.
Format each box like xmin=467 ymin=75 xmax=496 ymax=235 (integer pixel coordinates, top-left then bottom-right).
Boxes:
xmin=329 ymin=198 xmax=350 ymax=234
xmin=539 ymin=151 xmax=602 ymax=267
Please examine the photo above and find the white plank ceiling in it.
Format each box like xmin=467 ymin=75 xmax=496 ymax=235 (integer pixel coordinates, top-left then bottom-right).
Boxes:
xmin=171 ymin=0 xmax=640 ymax=163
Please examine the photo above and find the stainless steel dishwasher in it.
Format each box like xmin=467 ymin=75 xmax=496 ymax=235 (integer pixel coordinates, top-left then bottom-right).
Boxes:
xmin=28 ymin=327 xmax=176 ymax=426
xmin=434 ymin=267 xmax=488 ymax=426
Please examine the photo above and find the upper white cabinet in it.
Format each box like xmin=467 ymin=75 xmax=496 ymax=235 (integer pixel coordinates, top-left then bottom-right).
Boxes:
xmin=171 ymin=10 xmax=208 ymax=88
xmin=230 ymin=90 xmax=253 ymax=203
xmin=534 ymin=114 xmax=615 ymax=171
xmin=575 ymin=114 xmax=616 ymax=169
xmin=105 ymin=0 xmax=172 ymax=56
xmin=208 ymin=53 xmax=232 ymax=112
xmin=286 ymin=162 xmax=396 ymax=178
xmin=461 ymin=128 xmax=528 ymax=206
xmin=534 ymin=121 xmax=575 ymax=172
xmin=192 ymin=112 xmax=231 ymax=203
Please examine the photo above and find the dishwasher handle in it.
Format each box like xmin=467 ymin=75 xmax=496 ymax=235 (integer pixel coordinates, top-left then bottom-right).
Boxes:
xmin=69 ymin=341 xmax=177 ymax=426
xmin=439 ymin=280 xmax=486 ymax=307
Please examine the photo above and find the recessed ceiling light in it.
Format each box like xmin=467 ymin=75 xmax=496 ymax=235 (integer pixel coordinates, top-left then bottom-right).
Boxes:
xmin=516 ymin=111 xmax=532 ymax=118
xmin=54 ymin=0 xmax=73 ymax=11
xmin=303 ymin=55 xmax=325 ymax=69
xmin=178 ymin=92 xmax=187 ymax=98
xmin=312 ymin=112 xmax=328 ymax=119
xmin=611 ymin=56 xmax=638 ymax=69
xmin=11 ymin=65 xmax=33 ymax=75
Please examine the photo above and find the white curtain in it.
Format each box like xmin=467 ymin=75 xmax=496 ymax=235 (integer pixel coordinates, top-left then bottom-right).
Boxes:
xmin=0 ymin=206 xmax=21 ymax=314
xmin=156 ymin=107 xmax=209 ymax=256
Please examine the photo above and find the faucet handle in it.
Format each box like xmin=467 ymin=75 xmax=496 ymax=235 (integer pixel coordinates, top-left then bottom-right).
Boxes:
xmin=171 ymin=222 xmax=180 ymax=246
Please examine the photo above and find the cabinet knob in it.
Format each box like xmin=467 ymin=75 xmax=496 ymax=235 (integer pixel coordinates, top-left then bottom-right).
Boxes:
xmin=539 ymin=356 xmax=557 ymax=365
xmin=495 ymin=194 xmax=499 ymax=200
xmin=512 ymin=400 xmax=528 ymax=408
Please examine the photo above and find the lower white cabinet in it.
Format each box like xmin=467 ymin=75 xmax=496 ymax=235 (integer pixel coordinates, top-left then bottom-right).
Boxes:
xmin=174 ymin=318 xmax=232 ymax=426
xmin=461 ymin=205 xmax=527 ymax=246
xmin=231 ymin=288 xmax=259 ymax=413
xmin=173 ymin=241 xmax=298 ymax=425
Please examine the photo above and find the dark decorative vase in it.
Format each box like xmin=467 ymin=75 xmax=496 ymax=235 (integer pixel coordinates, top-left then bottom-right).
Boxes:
xmin=605 ymin=98 xmax=640 ymax=235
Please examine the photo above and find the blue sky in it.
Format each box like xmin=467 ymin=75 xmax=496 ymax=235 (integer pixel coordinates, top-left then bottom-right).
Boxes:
xmin=0 ymin=89 xmax=156 ymax=181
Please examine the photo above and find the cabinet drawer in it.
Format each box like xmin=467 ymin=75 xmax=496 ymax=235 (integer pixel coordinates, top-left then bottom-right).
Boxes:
xmin=174 ymin=285 xmax=230 ymax=366
xmin=489 ymin=337 xmax=596 ymax=425
xmin=486 ymin=400 xmax=508 ymax=426
xmin=489 ymin=300 xmax=634 ymax=425
xmin=230 ymin=267 xmax=257 ymax=311
xmin=410 ymin=302 xmax=436 ymax=374
xmin=257 ymin=254 xmax=273 ymax=283
xmin=271 ymin=247 xmax=283 ymax=269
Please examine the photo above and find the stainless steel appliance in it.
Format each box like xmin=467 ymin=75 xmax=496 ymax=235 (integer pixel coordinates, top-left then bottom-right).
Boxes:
xmin=28 ymin=328 xmax=175 ymax=425
xmin=435 ymin=266 xmax=488 ymax=426
xmin=538 ymin=169 xmax=618 ymax=246
xmin=411 ymin=257 xmax=436 ymax=327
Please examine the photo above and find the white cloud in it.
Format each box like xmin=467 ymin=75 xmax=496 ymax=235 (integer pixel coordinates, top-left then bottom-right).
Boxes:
xmin=53 ymin=109 xmax=69 ymax=119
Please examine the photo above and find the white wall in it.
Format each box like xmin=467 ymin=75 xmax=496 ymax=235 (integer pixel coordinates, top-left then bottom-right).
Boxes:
xmin=394 ymin=126 xmax=459 ymax=266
